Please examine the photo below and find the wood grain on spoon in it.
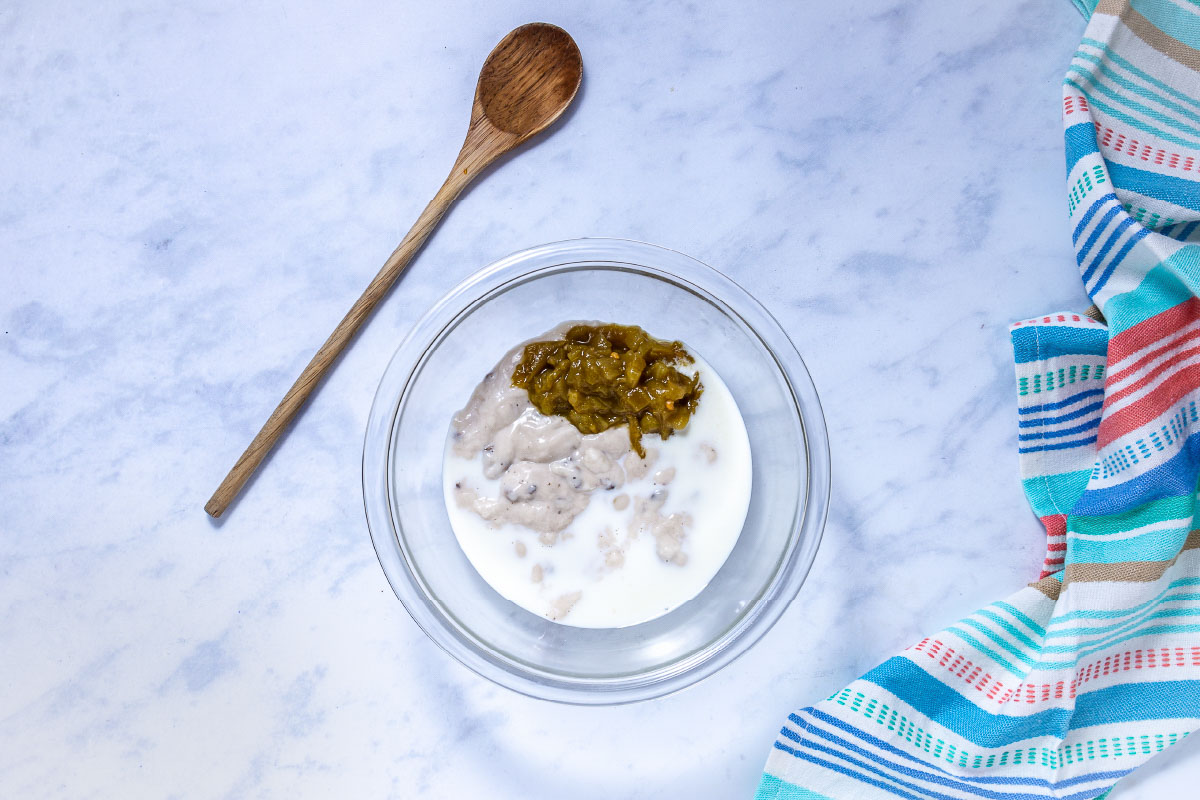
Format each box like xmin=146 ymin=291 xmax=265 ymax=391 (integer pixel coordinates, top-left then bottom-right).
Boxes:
xmin=205 ymin=23 xmax=582 ymax=518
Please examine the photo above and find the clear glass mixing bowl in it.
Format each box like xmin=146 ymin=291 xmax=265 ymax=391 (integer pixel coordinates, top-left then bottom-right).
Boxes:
xmin=363 ymin=238 xmax=829 ymax=703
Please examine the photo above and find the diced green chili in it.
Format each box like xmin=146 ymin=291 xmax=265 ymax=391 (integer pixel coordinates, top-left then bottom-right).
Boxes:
xmin=511 ymin=324 xmax=703 ymax=456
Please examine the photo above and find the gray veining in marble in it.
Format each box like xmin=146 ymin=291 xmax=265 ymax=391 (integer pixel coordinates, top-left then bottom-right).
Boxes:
xmin=2 ymin=1 xmax=1195 ymax=797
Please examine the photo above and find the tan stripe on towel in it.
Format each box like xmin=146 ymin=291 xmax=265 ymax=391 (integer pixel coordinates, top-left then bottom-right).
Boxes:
xmin=1094 ymin=0 xmax=1200 ymax=73
xmin=1029 ymin=575 xmax=1063 ymax=600
xmin=1062 ymin=529 xmax=1200 ymax=586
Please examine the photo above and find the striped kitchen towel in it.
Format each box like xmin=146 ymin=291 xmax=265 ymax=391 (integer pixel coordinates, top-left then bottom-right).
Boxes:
xmin=758 ymin=1 xmax=1200 ymax=798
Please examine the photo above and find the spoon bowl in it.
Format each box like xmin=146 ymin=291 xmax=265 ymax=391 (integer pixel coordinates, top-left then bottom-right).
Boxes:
xmin=475 ymin=23 xmax=583 ymax=139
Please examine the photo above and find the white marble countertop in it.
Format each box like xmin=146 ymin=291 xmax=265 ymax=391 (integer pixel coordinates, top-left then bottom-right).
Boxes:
xmin=3 ymin=1 xmax=1196 ymax=797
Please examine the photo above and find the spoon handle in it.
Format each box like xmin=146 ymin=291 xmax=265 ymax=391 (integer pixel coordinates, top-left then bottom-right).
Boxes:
xmin=204 ymin=163 xmax=474 ymax=518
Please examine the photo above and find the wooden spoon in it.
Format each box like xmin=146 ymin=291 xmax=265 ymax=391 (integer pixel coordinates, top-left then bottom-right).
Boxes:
xmin=205 ymin=23 xmax=583 ymax=518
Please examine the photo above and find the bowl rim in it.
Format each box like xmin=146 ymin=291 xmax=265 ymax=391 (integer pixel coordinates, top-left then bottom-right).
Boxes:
xmin=363 ymin=237 xmax=830 ymax=704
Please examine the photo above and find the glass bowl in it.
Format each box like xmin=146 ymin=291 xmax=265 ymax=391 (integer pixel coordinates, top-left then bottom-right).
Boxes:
xmin=363 ymin=238 xmax=829 ymax=704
